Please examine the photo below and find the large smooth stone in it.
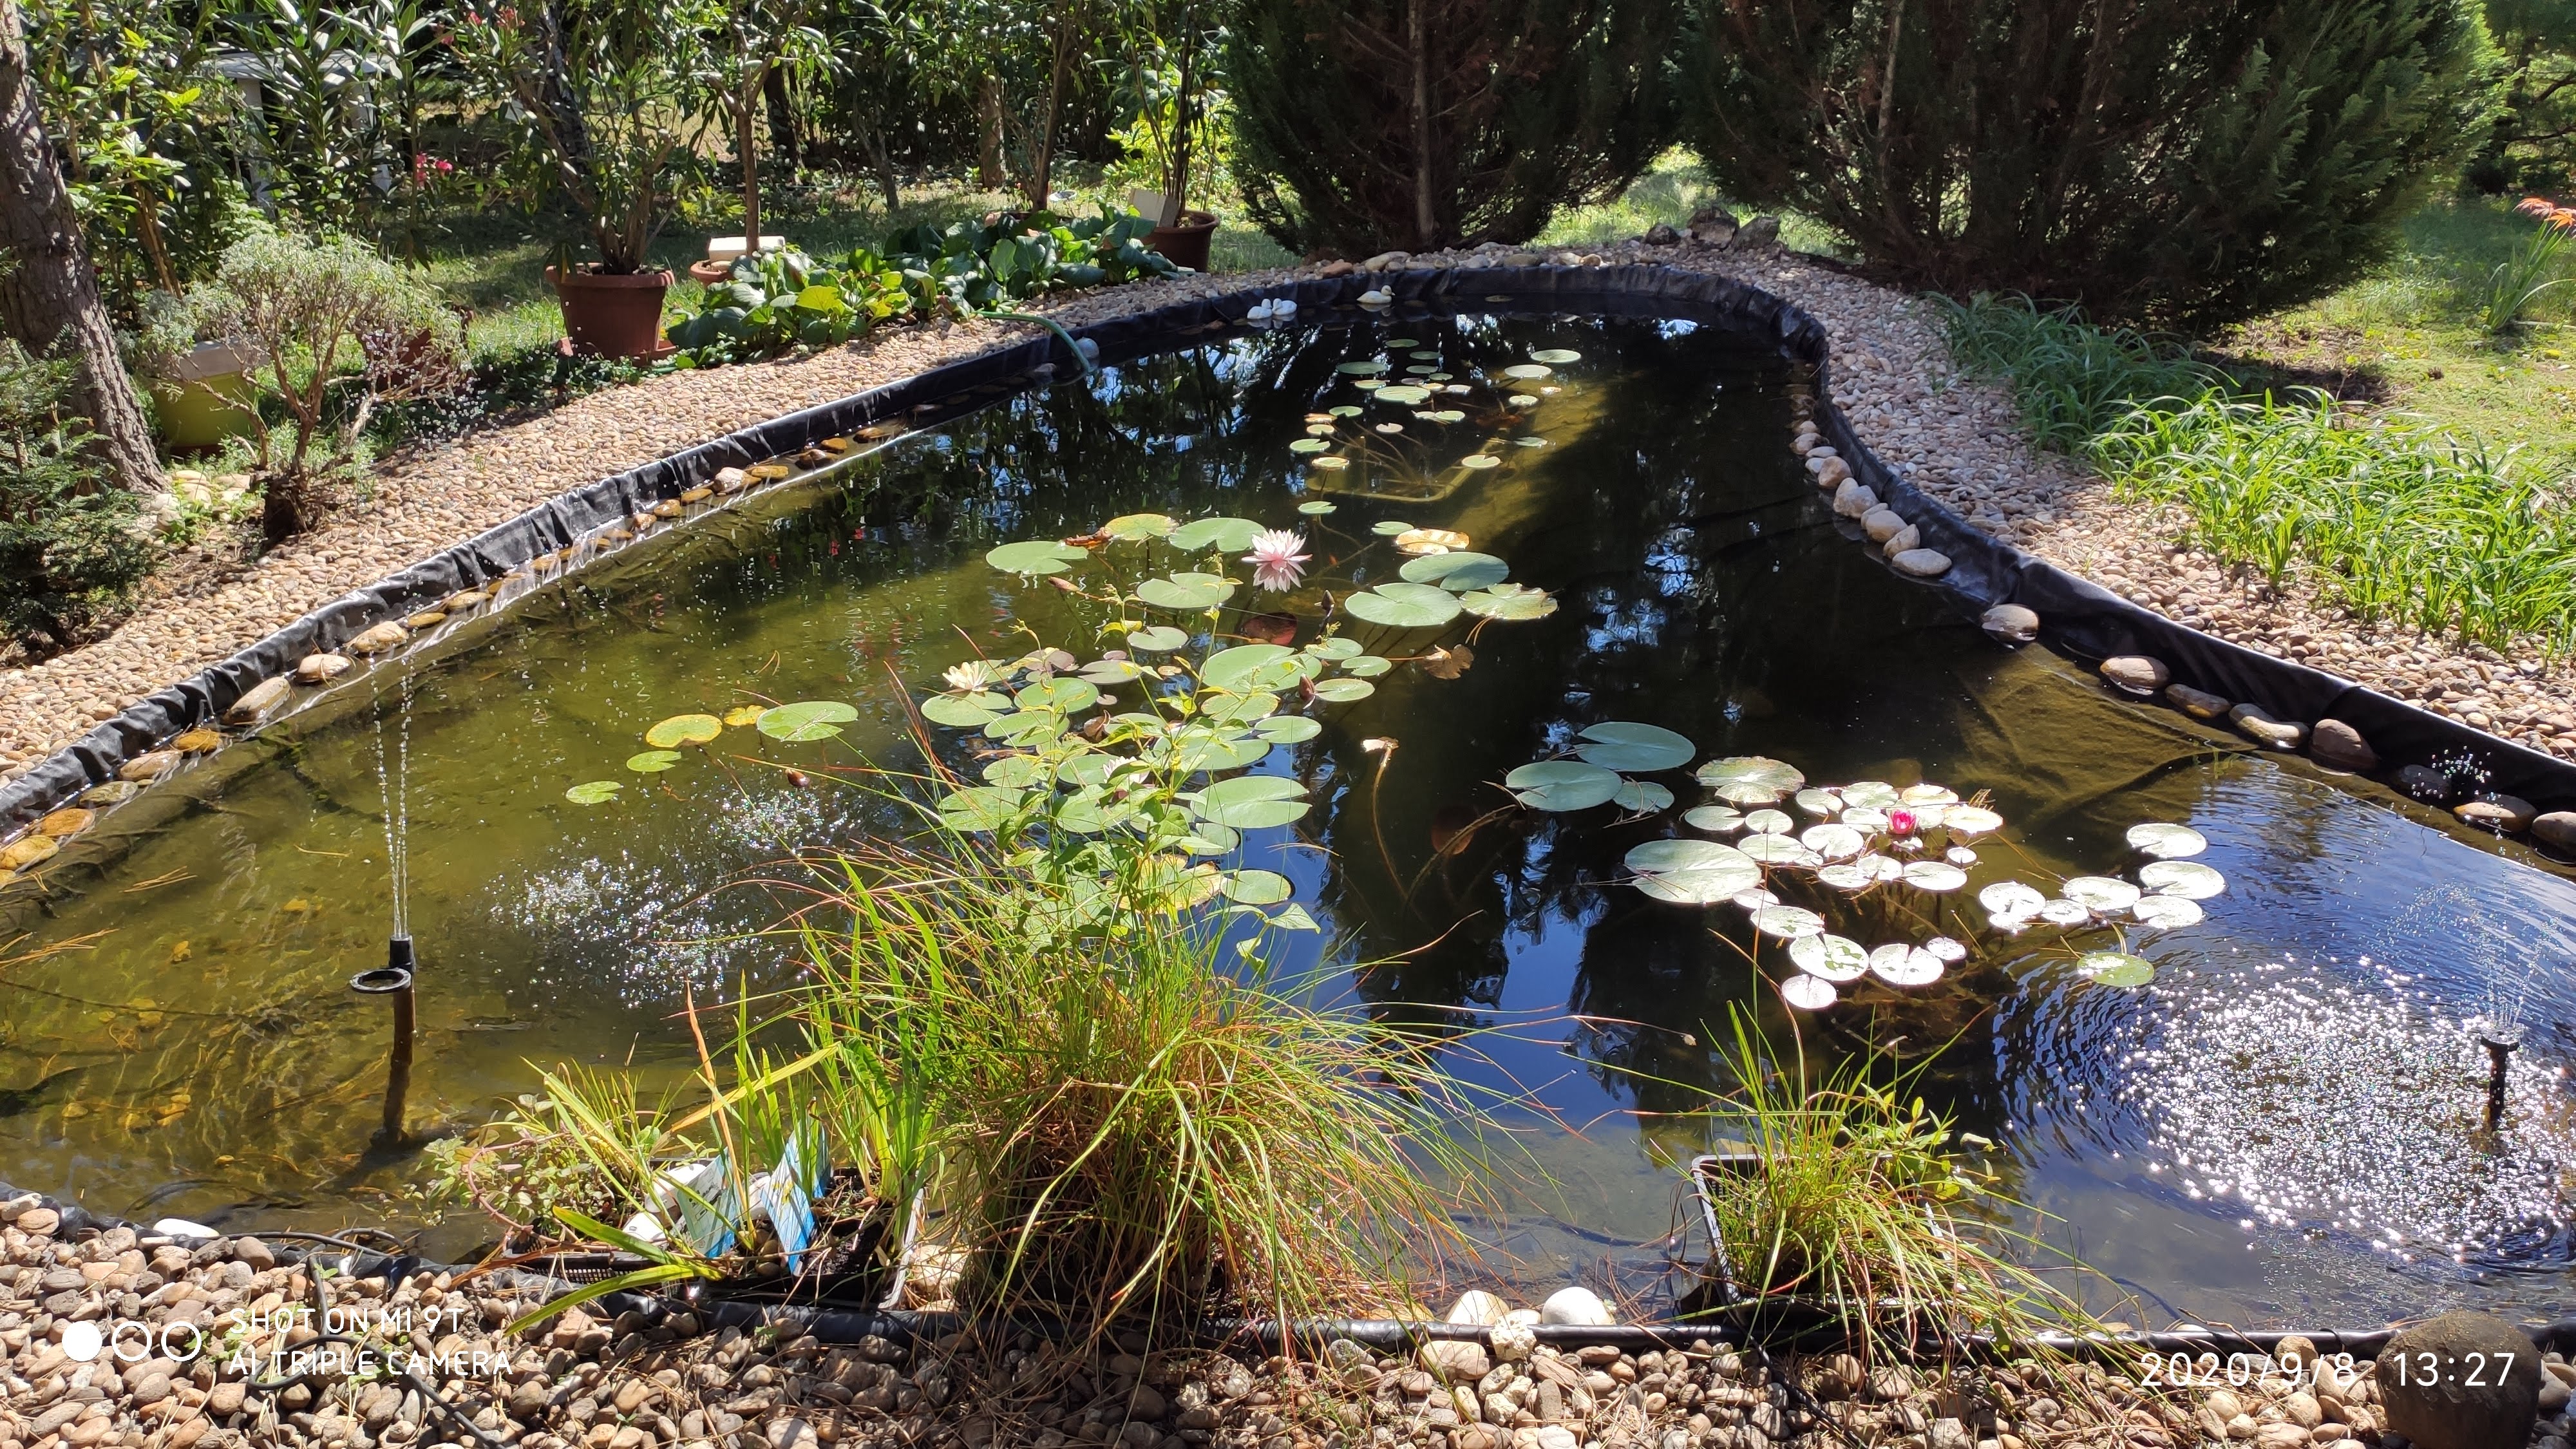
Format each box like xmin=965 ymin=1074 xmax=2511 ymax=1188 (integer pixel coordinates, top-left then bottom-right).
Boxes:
xmin=2310 ymin=719 xmax=2378 ymax=772
xmin=1890 ymin=548 xmax=1949 ymax=578
xmin=1981 ymin=604 xmax=2038 ymax=644
xmin=1540 ymin=1285 xmax=1612 ymax=1325
xmin=297 ymin=652 xmax=352 ymax=683
xmin=713 ymin=466 xmax=752 ymax=493
xmin=118 ymin=750 xmax=184 ymax=781
xmin=2378 ymin=1312 xmax=2539 ymax=1449
xmin=2229 ymin=703 xmax=2306 ymax=750
xmin=2100 ymin=656 xmax=2170 ymax=696
xmin=1860 ymin=506 xmax=1906 ymax=544
xmin=2532 ymin=811 xmax=2576 ymax=852
xmin=0 ymin=835 xmax=59 ymax=870
xmin=344 ymin=621 xmax=408 ymax=656
xmin=2456 ymin=796 xmax=2537 ymax=833
xmin=2394 ymin=764 xmax=2454 ymax=804
xmin=222 ymin=676 xmax=292 ymax=726
xmin=1832 ymin=478 xmax=1877 ymax=517
xmin=1419 ymin=1340 xmax=1491 ymax=1381
xmin=1446 ymin=1291 xmax=1510 ymax=1325
xmin=2165 ymin=683 xmax=2231 ymax=720
xmin=35 ymin=808 xmax=93 ymax=838
xmin=1882 ymin=526 xmax=1924 ymax=560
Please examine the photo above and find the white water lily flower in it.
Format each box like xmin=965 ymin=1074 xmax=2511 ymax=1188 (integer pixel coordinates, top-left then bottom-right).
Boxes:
xmin=1243 ymin=529 xmax=1312 ymax=592
xmin=943 ymin=659 xmax=1000 ymax=692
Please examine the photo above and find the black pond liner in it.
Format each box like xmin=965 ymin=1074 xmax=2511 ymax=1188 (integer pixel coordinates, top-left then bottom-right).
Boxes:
xmin=5 ymin=263 xmax=2575 ymax=852
xmin=6 ymin=263 xmax=2575 ymax=1352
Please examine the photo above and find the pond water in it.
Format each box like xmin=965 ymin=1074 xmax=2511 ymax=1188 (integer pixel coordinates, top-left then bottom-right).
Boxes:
xmin=6 ymin=307 xmax=2575 ymax=1329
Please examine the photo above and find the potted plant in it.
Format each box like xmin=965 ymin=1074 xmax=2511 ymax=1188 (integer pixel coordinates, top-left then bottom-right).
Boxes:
xmin=1116 ymin=0 xmax=1226 ymax=270
xmin=450 ymin=0 xmax=724 ymax=359
xmin=696 ymin=0 xmax=829 ymax=287
xmin=137 ymin=294 xmax=263 ymax=451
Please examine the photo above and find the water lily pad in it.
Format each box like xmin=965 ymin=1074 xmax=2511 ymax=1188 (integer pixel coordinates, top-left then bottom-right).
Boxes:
xmin=1529 ymin=348 xmax=1582 ymax=365
xmin=2063 ymin=876 xmax=2143 ymax=911
xmin=1336 ymin=360 xmax=1389 ymax=374
xmin=1780 ymin=974 xmax=1838 ymax=1011
xmin=1312 ymin=677 xmax=1376 ymax=703
xmin=1816 ymin=864 xmax=1874 ymax=892
xmin=1503 ymin=363 xmax=1553 ymax=380
xmin=1683 ymin=805 xmax=1745 ymax=833
xmin=939 ymin=786 xmax=1024 ymax=832
xmin=1289 ymin=438 xmax=1329 ymax=454
xmin=2131 ymin=895 xmax=2206 ymax=929
xmin=1345 ymin=582 xmax=1463 ymax=628
xmin=1924 ymin=936 xmax=1967 ymax=963
xmin=2139 ymin=860 xmax=2226 ymax=899
xmin=1460 ymin=455 xmax=1501 ymax=470
xmin=1375 ymin=385 xmax=1434 ymax=404
xmin=1862 ymin=853 xmax=1905 ymax=882
xmin=1508 ymin=393 xmax=1539 ymax=407
xmin=985 ymin=711 xmax=1067 ymax=746
xmin=2038 ymin=898 xmax=2092 ymax=925
xmin=984 ymin=755 xmax=1048 ymax=788
xmin=1839 ymin=781 xmax=1901 ymax=810
xmin=1195 ymin=774 xmax=1310 ymax=828
xmin=1753 ymin=905 xmax=1825 ymax=940
xmin=1613 ymin=780 xmax=1674 ymax=811
xmin=1393 ymin=527 xmax=1470 ymax=554
xmin=1743 ymin=808 xmax=1794 ymax=835
xmin=2076 ymin=952 xmax=2157 ymax=987
xmin=1202 ymin=644 xmax=1297 ymax=692
xmin=1401 ymin=551 xmax=1511 ymax=590
xmin=1978 ymin=881 xmax=2045 ymax=916
xmin=1794 ymin=788 xmax=1841 ymax=816
xmin=1841 ymin=806 xmax=1889 ymax=833
xmin=1257 ymin=715 xmax=1323 ymax=743
xmin=1127 ymin=625 xmax=1191 ymax=652
xmin=1169 ymin=516 xmax=1265 ymax=553
xmin=1696 ymin=756 xmax=1804 ymax=805
xmin=645 ymin=714 xmax=723 ymax=748
xmin=1627 ymin=838 xmax=1755 ymax=876
xmin=1137 ymin=573 xmax=1237 ymax=610
xmin=1900 ymin=784 xmax=1958 ymax=806
xmin=1370 ymin=520 xmax=1415 ymax=536
xmin=1222 ymin=869 xmax=1295 ymax=905
xmin=1200 ymin=690 xmax=1282 ymax=724
xmin=1342 ymin=655 xmax=1392 ymax=677
xmin=1102 ymin=513 xmax=1177 ymax=540
xmin=758 ymin=700 xmax=860 ymax=741
xmin=1016 ymin=677 xmax=1101 ymax=714
xmin=1801 ymin=823 xmax=1867 ymax=860
xmin=1738 ymin=835 xmax=1818 ymax=867
xmin=921 ymin=692 xmax=1008 ymax=728
xmin=1079 ymin=658 xmax=1146 ymax=684
xmin=1310 ymin=457 xmax=1350 ymax=471
xmin=723 ymin=705 xmax=766 ymax=727
xmin=986 ymin=540 xmax=1091 ymax=576
xmin=1872 ymin=945 xmax=1946 ymax=987
xmin=1297 ymin=500 xmax=1338 ymax=515
xmin=1946 ymin=846 xmax=1978 ymax=866
xmin=1330 ymin=405 xmax=1363 ymax=417
xmin=1942 ymin=805 xmax=2003 ymax=837
xmin=1508 ymin=760 xmax=1623 ymax=811
xmin=2126 ymin=822 xmax=2208 ymax=859
xmin=626 ymin=750 xmax=684 ymax=773
xmin=1457 ymin=583 xmax=1557 ymax=620
xmin=1573 ymin=721 xmax=1696 ymax=772
xmin=1790 ymin=933 xmax=1870 ymax=982
xmin=1306 ymin=636 xmax=1365 ymax=659
xmin=565 ymin=781 xmax=623 ymax=805
xmin=1513 ymin=436 xmax=1548 ymax=448
xmin=1901 ymin=860 xmax=1968 ymax=892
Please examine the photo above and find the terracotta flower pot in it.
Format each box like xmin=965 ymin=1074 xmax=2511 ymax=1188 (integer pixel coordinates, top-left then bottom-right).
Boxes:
xmin=687 ymin=259 xmax=732 ymax=287
xmin=1145 ymin=210 xmax=1218 ymax=272
xmin=547 ymin=264 xmax=676 ymax=361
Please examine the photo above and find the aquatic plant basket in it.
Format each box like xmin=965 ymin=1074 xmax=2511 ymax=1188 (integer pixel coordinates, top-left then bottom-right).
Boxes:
xmin=1672 ymin=1151 xmax=1966 ymax=1350
xmin=513 ymin=1172 xmax=913 ymax=1309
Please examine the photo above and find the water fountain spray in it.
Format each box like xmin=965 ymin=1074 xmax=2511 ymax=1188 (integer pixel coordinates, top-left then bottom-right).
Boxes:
xmin=357 ymin=661 xmax=419 ymax=1145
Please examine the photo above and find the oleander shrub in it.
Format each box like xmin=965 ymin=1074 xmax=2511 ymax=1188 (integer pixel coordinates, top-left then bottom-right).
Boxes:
xmin=0 ymin=343 xmax=155 ymax=659
xmin=1684 ymin=0 xmax=2499 ymax=327
xmin=1227 ymin=0 xmax=1683 ymax=256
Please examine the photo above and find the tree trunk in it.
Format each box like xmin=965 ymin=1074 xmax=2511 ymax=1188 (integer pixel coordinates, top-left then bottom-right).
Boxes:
xmin=0 ymin=0 xmax=159 ymax=496
xmin=1406 ymin=0 xmax=1437 ymax=250
xmin=976 ymin=73 xmax=1005 ymax=189
xmin=738 ymin=83 xmax=761 ymax=249
xmin=863 ymin=122 xmax=901 ymax=210
xmin=762 ymin=63 xmax=799 ymax=175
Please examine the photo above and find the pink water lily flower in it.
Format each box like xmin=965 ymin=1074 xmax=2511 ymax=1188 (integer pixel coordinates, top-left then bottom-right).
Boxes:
xmin=1243 ymin=529 xmax=1311 ymax=592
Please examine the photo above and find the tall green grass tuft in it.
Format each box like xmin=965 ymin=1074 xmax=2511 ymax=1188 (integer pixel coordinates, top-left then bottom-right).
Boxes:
xmin=791 ymin=824 xmax=1490 ymax=1330
xmin=1933 ymin=293 xmax=2219 ymax=451
xmin=2094 ymin=393 xmax=2576 ymax=654
xmin=1694 ymin=1012 xmax=2103 ymax=1361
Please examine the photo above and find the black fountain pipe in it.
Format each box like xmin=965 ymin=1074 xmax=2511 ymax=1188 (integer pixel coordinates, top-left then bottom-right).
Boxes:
xmin=2478 ymin=1021 xmax=2523 ymax=1135
xmin=350 ymin=938 xmax=416 ymax=1144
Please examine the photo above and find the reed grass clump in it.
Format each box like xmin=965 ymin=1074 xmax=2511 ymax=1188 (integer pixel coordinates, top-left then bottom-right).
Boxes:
xmin=1932 ymin=293 xmax=2219 ymax=450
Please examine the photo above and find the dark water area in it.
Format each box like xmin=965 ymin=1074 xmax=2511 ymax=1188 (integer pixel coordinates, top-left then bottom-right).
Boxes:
xmin=6 ymin=310 xmax=2574 ymax=1329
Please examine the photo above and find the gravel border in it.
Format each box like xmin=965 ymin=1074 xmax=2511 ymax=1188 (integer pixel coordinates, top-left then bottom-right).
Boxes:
xmin=2 ymin=241 xmax=2570 ymax=851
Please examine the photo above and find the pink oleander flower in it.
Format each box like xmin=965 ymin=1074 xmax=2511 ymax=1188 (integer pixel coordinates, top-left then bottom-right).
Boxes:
xmin=1243 ymin=529 xmax=1310 ymax=592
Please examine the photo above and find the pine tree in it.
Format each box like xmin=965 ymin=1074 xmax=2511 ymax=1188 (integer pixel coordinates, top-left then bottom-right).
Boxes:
xmin=1683 ymin=0 xmax=2498 ymax=327
xmin=1227 ymin=0 xmax=1681 ymax=257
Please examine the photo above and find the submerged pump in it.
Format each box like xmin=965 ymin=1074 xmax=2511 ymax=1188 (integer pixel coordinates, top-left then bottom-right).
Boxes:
xmin=350 ymin=936 xmax=416 ymax=1145
xmin=2475 ymin=1017 xmax=2524 ymax=1135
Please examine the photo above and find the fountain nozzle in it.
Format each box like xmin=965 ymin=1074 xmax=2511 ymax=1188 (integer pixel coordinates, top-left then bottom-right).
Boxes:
xmin=2472 ymin=1016 xmax=2524 ymax=1135
xmin=351 ymin=938 xmax=416 ymax=1146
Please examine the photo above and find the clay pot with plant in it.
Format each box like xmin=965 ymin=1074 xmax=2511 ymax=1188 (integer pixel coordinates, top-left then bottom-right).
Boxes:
xmin=1117 ymin=0 xmax=1226 ymax=271
xmin=449 ymin=0 xmax=726 ymax=359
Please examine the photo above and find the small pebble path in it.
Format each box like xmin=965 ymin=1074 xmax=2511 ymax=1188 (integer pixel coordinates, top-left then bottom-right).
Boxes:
xmin=2 ymin=238 xmax=2568 ymax=800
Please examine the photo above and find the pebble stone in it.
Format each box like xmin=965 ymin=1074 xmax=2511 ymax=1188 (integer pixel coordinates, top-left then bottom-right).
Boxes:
xmin=1980 ymin=603 xmax=2038 ymax=643
xmin=2165 ymin=683 xmax=2231 ymax=720
xmin=2310 ymin=718 xmax=2380 ymax=772
xmin=2229 ymin=703 xmax=2308 ymax=751
xmin=2101 ymin=656 xmax=2171 ymax=695
xmin=2458 ymin=795 xmax=2539 ymax=833
xmin=2533 ymin=811 xmax=2576 ymax=851
xmin=1889 ymin=547 xmax=1950 ymax=578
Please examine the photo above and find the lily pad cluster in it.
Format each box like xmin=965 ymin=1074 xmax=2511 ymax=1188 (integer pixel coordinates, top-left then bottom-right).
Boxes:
xmin=1295 ymin=343 xmax=1578 ymax=489
xmin=1506 ymin=727 xmax=2231 ymax=1011
xmin=564 ymin=700 xmax=862 ymax=804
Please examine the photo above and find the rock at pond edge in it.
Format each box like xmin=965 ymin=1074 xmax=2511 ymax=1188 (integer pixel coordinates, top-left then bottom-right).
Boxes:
xmin=2166 ymin=683 xmax=2231 ymax=720
xmin=2395 ymin=764 xmax=2453 ymax=804
xmin=2377 ymin=1312 xmax=2538 ymax=1449
xmin=1981 ymin=604 xmax=2038 ymax=644
xmin=222 ymin=675 xmax=292 ymax=725
xmin=1884 ymin=526 xmax=1924 ymax=560
xmin=2533 ymin=811 xmax=2576 ymax=852
xmin=2101 ymin=656 xmax=2170 ymax=696
xmin=2310 ymin=719 xmax=2378 ymax=772
xmin=2455 ymin=796 xmax=2537 ymax=833
xmin=2229 ymin=703 xmax=2307 ymax=750
xmin=296 ymin=653 xmax=352 ymax=683
xmin=1891 ymin=547 xmax=1949 ymax=577
xmin=1540 ymin=1286 xmax=1611 ymax=1325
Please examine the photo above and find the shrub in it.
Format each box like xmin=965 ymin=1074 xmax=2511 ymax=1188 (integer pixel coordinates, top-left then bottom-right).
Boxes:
xmin=0 ymin=343 xmax=155 ymax=658
xmin=1684 ymin=0 xmax=2499 ymax=327
xmin=1226 ymin=0 xmax=1683 ymax=256
xmin=159 ymin=231 xmax=464 ymax=540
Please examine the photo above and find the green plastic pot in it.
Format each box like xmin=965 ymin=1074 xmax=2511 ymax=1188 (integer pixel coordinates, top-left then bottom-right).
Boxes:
xmin=150 ymin=341 xmax=261 ymax=450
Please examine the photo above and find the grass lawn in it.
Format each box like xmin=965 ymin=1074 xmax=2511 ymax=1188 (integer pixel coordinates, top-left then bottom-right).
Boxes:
xmin=2211 ymin=196 xmax=2576 ymax=471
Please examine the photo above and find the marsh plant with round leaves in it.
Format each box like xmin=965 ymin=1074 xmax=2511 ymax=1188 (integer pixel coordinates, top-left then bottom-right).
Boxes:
xmin=1504 ymin=725 xmax=2230 ymax=1011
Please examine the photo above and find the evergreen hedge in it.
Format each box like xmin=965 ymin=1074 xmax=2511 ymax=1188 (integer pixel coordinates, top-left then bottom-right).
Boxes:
xmin=1682 ymin=0 xmax=2498 ymax=326
xmin=1227 ymin=0 xmax=1681 ymax=257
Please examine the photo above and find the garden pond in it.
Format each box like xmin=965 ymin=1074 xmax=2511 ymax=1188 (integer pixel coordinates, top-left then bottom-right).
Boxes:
xmin=5 ymin=307 xmax=2576 ymax=1330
